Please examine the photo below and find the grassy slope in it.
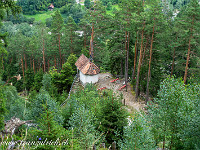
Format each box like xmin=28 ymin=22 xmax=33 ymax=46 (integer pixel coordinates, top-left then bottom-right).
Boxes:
xmin=24 ymin=4 xmax=120 ymax=23
xmin=24 ymin=11 xmax=53 ymax=23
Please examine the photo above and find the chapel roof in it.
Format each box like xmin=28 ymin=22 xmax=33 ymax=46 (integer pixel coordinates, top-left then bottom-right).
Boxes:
xmin=75 ymin=54 xmax=100 ymax=75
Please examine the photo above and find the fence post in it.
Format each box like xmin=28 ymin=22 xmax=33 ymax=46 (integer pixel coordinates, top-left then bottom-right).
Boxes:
xmin=100 ymin=143 xmax=105 ymax=148
xmin=93 ymin=145 xmax=96 ymax=150
xmin=112 ymin=142 xmax=116 ymax=150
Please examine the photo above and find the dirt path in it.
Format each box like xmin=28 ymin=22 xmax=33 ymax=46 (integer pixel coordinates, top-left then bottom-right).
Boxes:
xmin=96 ymin=73 xmax=146 ymax=112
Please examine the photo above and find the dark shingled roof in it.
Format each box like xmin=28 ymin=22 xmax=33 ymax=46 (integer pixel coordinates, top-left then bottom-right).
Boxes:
xmin=75 ymin=54 xmax=100 ymax=75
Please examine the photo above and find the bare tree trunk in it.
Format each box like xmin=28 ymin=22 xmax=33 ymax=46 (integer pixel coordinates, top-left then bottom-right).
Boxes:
xmin=132 ymin=33 xmax=138 ymax=80
xmin=142 ymin=37 xmax=149 ymax=65
xmin=125 ymin=31 xmax=128 ymax=92
xmin=90 ymin=23 xmax=94 ymax=59
xmin=135 ymin=22 xmax=145 ymax=101
xmin=42 ymin=29 xmax=46 ymax=72
xmin=24 ymin=53 xmax=27 ymax=71
xmin=30 ymin=56 xmax=32 ymax=69
xmin=38 ymin=58 xmax=40 ymax=71
xmin=33 ymin=58 xmax=35 ymax=74
xmin=184 ymin=15 xmax=194 ymax=84
xmin=145 ymin=22 xmax=155 ymax=104
xmin=62 ymin=54 xmax=65 ymax=65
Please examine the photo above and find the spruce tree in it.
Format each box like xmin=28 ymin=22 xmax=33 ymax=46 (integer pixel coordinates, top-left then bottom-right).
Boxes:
xmin=28 ymin=103 xmax=67 ymax=150
xmin=96 ymin=95 xmax=128 ymax=146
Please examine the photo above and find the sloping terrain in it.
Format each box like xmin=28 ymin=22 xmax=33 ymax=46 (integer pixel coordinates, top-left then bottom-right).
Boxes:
xmin=96 ymin=73 xmax=146 ymax=112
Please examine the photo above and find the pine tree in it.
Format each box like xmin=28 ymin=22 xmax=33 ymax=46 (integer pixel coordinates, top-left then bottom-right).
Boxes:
xmin=65 ymin=16 xmax=77 ymax=54
xmin=181 ymin=0 xmax=200 ymax=84
xmin=51 ymin=10 xmax=64 ymax=69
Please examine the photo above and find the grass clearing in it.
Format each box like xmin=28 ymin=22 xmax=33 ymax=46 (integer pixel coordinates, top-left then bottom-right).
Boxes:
xmin=24 ymin=10 xmax=56 ymax=23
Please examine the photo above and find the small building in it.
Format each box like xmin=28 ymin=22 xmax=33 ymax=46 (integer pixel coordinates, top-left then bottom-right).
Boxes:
xmin=75 ymin=54 xmax=100 ymax=85
xmin=48 ymin=4 xmax=54 ymax=11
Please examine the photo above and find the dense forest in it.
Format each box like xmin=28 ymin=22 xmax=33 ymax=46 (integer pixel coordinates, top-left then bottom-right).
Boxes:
xmin=0 ymin=0 xmax=200 ymax=149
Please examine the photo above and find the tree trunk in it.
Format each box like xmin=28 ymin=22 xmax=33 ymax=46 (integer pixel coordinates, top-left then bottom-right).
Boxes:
xmin=33 ymin=58 xmax=35 ymax=74
xmin=184 ymin=15 xmax=194 ymax=84
xmin=145 ymin=22 xmax=155 ymax=104
xmin=90 ymin=23 xmax=94 ymax=59
xmin=10 ymin=57 xmax=13 ymax=65
xmin=62 ymin=54 xmax=65 ymax=65
xmin=135 ymin=22 xmax=145 ymax=101
xmin=125 ymin=31 xmax=128 ymax=92
xmin=59 ymin=34 xmax=62 ymax=69
xmin=132 ymin=32 xmax=138 ymax=80
xmin=38 ymin=58 xmax=40 ymax=71
xmin=42 ymin=29 xmax=46 ymax=72
xmin=30 ymin=56 xmax=32 ymax=69
xmin=142 ymin=37 xmax=149 ymax=65
xmin=24 ymin=53 xmax=27 ymax=71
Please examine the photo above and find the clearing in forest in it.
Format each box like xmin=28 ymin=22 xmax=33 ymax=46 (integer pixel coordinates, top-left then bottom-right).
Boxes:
xmin=96 ymin=73 xmax=146 ymax=112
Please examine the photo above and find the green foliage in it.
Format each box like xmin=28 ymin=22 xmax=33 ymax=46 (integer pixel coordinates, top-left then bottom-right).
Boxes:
xmin=3 ymin=86 xmax=25 ymax=120
xmin=81 ymin=48 xmax=90 ymax=58
xmin=60 ymin=3 xmax=85 ymax=23
xmin=66 ymin=53 xmax=77 ymax=74
xmin=24 ymin=69 xmax=34 ymax=91
xmin=33 ymin=69 xmax=44 ymax=91
xmin=62 ymin=95 xmax=79 ymax=128
xmin=0 ymin=86 xmax=6 ymax=131
xmin=84 ymin=0 xmax=91 ymax=9
xmin=28 ymin=104 xmax=68 ymax=150
xmin=106 ymin=2 xmax=112 ymax=11
xmin=28 ymin=90 xmax=63 ymax=124
xmin=0 ymin=0 xmax=21 ymax=69
xmin=42 ymin=73 xmax=52 ymax=92
xmin=69 ymin=105 xmax=103 ymax=149
xmin=148 ymin=77 xmax=200 ymax=149
xmin=119 ymin=113 xmax=155 ymax=150
xmin=96 ymin=93 xmax=128 ymax=146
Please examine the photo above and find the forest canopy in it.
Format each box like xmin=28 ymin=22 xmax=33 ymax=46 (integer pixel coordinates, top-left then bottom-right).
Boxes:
xmin=0 ymin=0 xmax=200 ymax=149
